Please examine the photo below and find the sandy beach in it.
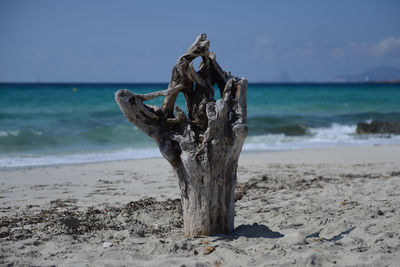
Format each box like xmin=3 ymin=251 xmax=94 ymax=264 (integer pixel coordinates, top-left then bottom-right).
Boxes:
xmin=1 ymin=145 xmax=400 ymax=266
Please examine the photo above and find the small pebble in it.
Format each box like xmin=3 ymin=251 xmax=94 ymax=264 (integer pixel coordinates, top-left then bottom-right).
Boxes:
xmin=103 ymin=241 xmax=113 ymax=248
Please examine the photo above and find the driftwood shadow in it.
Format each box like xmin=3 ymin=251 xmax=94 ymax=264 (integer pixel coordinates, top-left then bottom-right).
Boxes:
xmin=215 ymin=223 xmax=284 ymax=240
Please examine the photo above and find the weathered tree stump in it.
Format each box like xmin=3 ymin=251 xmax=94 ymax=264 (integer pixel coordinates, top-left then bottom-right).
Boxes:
xmin=115 ymin=34 xmax=248 ymax=237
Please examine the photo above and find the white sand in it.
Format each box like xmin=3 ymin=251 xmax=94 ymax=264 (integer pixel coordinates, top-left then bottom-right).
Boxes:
xmin=1 ymin=145 xmax=400 ymax=266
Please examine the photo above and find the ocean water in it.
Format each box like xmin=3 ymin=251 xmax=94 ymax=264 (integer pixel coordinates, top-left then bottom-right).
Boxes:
xmin=1 ymin=83 xmax=399 ymax=168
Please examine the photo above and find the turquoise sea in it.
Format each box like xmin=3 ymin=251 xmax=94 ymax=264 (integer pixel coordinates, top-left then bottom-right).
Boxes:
xmin=1 ymin=83 xmax=400 ymax=168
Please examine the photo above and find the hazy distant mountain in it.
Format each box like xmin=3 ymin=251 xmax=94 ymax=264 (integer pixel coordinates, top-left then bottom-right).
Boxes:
xmin=334 ymin=66 xmax=400 ymax=82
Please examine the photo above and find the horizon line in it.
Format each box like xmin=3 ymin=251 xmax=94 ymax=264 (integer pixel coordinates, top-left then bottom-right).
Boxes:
xmin=1 ymin=81 xmax=400 ymax=85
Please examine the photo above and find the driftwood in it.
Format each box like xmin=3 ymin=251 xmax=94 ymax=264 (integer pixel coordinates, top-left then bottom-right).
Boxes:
xmin=115 ymin=34 xmax=248 ymax=237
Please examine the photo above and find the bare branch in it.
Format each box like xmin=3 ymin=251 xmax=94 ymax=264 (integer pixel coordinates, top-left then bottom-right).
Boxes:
xmin=137 ymin=84 xmax=185 ymax=101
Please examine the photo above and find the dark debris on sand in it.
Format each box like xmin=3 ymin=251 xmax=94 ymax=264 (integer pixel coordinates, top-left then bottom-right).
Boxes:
xmin=0 ymin=179 xmax=265 ymax=242
xmin=0 ymin=178 xmax=262 ymax=242
xmin=2 ymin=168 xmax=398 ymax=242
xmin=0 ymin=198 xmax=183 ymax=241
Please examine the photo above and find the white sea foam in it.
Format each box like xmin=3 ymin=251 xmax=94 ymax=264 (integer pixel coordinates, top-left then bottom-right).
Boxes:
xmin=2 ymin=123 xmax=400 ymax=169
xmin=0 ymin=130 xmax=21 ymax=137
xmin=0 ymin=130 xmax=43 ymax=137
xmin=244 ymin=123 xmax=400 ymax=151
xmin=0 ymin=148 xmax=161 ymax=169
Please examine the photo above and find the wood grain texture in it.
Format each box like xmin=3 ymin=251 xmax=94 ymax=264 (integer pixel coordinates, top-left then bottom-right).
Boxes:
xmin=115 ymin=34 xmax=248 ymax=237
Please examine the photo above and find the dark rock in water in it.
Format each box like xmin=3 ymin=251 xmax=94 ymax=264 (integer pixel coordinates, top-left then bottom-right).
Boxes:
xmin=356 ymin=120 xmax=400 ymax=134
xmin=272 ymin=124 xmax=308 ymax=136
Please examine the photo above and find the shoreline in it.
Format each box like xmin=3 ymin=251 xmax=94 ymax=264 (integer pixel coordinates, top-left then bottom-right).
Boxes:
xmin=2 ymin=143 xmax=400 ymax=171
xmin=1 ymin=144 xmax=399 ymax=210
xmin=1 ymin=144 xmax=400 ymax=266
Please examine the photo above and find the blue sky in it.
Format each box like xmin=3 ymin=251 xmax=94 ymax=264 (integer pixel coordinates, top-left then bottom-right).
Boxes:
xmin=1 ymin=0 xmax=399 ymax=82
